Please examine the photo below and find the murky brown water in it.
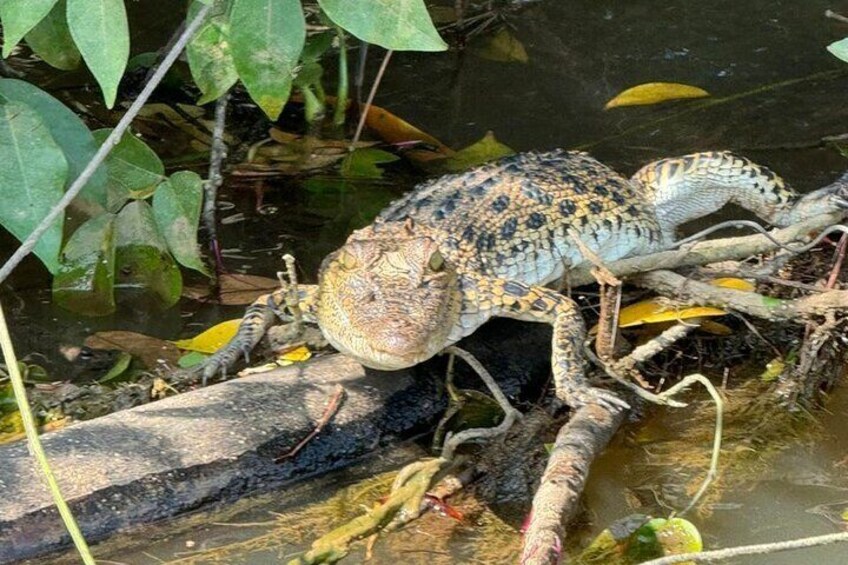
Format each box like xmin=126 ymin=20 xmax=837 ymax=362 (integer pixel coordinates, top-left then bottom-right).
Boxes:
xmin=7 ymin=0 xmax=848 ymax=562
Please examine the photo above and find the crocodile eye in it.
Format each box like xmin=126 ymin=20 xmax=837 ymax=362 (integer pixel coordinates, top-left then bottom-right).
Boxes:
xmin=337 ymin=250 xmax=357 ymax=271
xmin=428 ymin=251 xmax=445 ymax=272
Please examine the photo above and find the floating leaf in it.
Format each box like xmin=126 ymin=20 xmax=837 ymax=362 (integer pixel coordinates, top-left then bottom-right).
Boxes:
xmin=53 ymin=214 xmax=117 ymax=316
xmin=85 ymin=330 xmax=182 ymax=368
xmin=66 ymin=0 xmax=130 ymax=108
xmin=627 ymin=517 xmax=702 ymax=560
xmin=0 ymin=0 xmax=57 ymax=58
xmin=230 ymin=0 xmax=306 ymax=120
xmin=827 ymin=38 xmax=848 ymax=64
xmin=152 ymin=171 xmax=209 ymax=276
xmin=444 ymin=131 xmax=514 ymax=172
xmin=340 ymin=148 xmax=400 ymax=178
xmin=24 ymin=0 xmax=81 ymax=70
xmin=471 ymin=28 xmax=528 ymax=63
xmin=0 ymin=98 xmax=67 ymax=273
xmin=183 ymin=273 xmax=280 ymax=305
xmin=187 ymin=0 xmax=238 ymax=105
xmin=604 ymin=82 xmax=709 ymax=110
xmin=364 ymin=103 xmax=454 ymax=162
xmin=114 ymin=201 xmax=182 ymax=307
xmin=0 ymin=78 xmax=107 ymax=207
xmin=92 ymin=129 xmax=165 ymax=211
xmin=173 ymin=319 xmax=242 ymax=353
xmin=319 ymin=0 xmax=446 ymax=52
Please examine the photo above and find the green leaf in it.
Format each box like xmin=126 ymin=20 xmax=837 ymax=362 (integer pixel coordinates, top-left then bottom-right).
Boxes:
xmin=0 ymin=0 xmax=58 ymax=58
xmin=470 ymin=28 xmax=528 ymax=63
xmin=24 ymin=0 xmax=81 ymax=70
xmin=318 ymin=0 xmax=447 ymax=52
xmin=178 ymin=350 xmax=208 ymax=368
xmin=98 ymin=351 xmax=133 ymax=382
xmin=230 ymin=0 xmax=306 ymax=120
xmin=444 ymin=131 xmax=514 ymax=172
xmin=53 ymin=213 xmax=116 ymax=316
xmin=114 ymin=201 xmax=182 ymax=307
xmin=152 ymin=171 xmax=209 ymax=276
xmin=340 ymin=148 xmax=399 ymax=178
xmin=827 ymin=38 xmax=848 ymax=63
xmin=92 ymin=129 xmax=165 ymax=212
xmin=301 ymin=31 xmax=334 ymax=63
xmin=0 ymin=78 xmax=107 ymax=208
xmin=0 ymin=98 xmax=67 ymax=273
xmin=66 ymin=0 xmax=130 ymax=108
xmin=187 ymin=0 xmax=238 ymax=105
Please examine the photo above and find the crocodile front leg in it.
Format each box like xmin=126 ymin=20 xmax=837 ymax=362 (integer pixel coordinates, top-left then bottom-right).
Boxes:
xmin=199 ymin=285 xmax=319 ymax=383
xmin=476 ymin=277 xmax=628 ymax=411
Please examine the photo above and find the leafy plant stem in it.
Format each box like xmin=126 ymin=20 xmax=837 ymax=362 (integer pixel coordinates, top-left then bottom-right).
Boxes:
xmin=0 ymin=301 xmax=95 ymax=564
xmin=301 ymin=85 xmax=324 ymax=123
xmin=0 ymin=3 xmax=213 ymax=285
xmin=333 ymin=27 xmax=348 ymax=126
xmin=351 ymin=48 xmax=393 ymax=148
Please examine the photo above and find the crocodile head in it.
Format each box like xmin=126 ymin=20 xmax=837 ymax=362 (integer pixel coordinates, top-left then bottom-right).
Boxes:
xmin=316 ymin=220 xmax=462 ymax=370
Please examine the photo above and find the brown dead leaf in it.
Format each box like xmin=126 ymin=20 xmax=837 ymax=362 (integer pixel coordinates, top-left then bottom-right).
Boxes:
xmin=84 ymin=331 xmax=182 ymax=369
xmin=183 ymin=273 xmax=280 ymax=305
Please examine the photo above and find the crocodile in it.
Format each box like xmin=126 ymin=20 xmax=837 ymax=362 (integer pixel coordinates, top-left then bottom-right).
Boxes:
xmin=201 ymin=150 xmax=846 ymax=409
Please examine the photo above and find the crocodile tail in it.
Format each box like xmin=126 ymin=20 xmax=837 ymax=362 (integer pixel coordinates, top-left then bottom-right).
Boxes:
xmin=631 ymin=151 xmax=800 ymax=236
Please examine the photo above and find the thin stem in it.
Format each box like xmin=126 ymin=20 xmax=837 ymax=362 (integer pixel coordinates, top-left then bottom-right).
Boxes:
xmin=0 ymin=302 xmax=95 ymax=564
xmin=0 ymin=5 xmax=212 ymax=284
xmin=350 ymin=48 xmax=393 ymax=149
xmin=333 ymin=27 xmax=348 ymax=127
xmin=204 ymin=90 xmax=230 ymax=281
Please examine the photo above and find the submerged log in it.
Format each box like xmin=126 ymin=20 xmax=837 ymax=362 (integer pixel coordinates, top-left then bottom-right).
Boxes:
xmin=0 ymin=319 xmax=552 ymax=563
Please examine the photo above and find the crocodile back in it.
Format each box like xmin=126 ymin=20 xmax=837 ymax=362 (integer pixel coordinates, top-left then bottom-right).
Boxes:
xmin=375 ymin=150 xmax=663 ymax=286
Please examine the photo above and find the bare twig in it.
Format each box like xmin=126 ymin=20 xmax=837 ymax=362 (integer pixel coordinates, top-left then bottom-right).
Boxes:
xmin=276 ymin=385 xmax=345 ymax=462
xmin=520 ymin=402 xmax=627 ymax=565
xmin=633 ymin=270 xmax=848 ymax=321
xmin=565 ymin=213 xmax=846 ymax=288
xmin=204 ymin=91 xmax=230 ymax=280
xmin=0 ymin=5 xmax=213 ymax=284
xmin=641 ymin=531 xmax=848 ymax=564
xmin=351 ymin=49 xmax=393 ymax=148
xmin=825 ymin=9 xmax=848 ymax=24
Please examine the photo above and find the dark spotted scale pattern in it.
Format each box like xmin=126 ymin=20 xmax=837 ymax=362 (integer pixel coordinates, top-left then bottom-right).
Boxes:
xmin=376 ymin=150 xmax=661 ymax=285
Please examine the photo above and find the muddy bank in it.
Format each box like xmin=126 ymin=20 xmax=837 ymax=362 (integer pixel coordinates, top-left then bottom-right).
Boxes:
xmin=0 ymin=320 xmax=551 ymax=563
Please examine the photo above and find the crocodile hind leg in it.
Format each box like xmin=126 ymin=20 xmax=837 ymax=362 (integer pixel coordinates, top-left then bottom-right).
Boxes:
xmin=478 ymin=277 xmax=629 ymax=411
xmin=632 ymin=151 xmax=846 ymax=242
xmin=199 ymin=285 xmax=318 ymax=384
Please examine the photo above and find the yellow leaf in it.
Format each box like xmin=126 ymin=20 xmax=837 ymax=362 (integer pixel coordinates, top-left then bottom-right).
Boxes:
xmin=604 ymin=82 xmax=709 ymax=109
xmin=172 ymin=319 xmax=242 ymax=354
xmin=711 ymin=277 xmax=755 ymax=291
xmin=618 ymin=301 xmax=726 ymax=327
xmin=759 ymin=357 xmax=785 ymax=382
xmin=276 ymin=346 xmax=312 ymax=366
xmin=698 ymin=320 xmax=733 ymax=335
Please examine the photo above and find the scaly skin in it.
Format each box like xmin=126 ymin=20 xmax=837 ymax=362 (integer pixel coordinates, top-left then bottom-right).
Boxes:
xmin=201 ymin=150 xmax=845 ymax=409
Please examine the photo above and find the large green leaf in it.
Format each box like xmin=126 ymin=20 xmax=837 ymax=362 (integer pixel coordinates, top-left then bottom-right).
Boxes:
xmin=0 ymin=0 xmax=58 ymax=58
xmin=0 ymin=79 xmax=107 ymax=208
xmin=230 ymin=0 xmax=305 ymax=120
xmin=187 ymin=0 xmax=238 ymax=104
xmin=53 ymin=213 xmax=116 ymax=316
xmin=92 ymin=129 xmax=165 ymax=212
xmin=318 ymin=0 xmax=447 ymax=52
xmin=114 ymin=201 xmax=182 ymax=307
xmin=25 ymin=0 xmax=81 ymax=70
xmin=152 ymin=171 xmax=209 ymax=276
xmin=66 ymin=0 xmax=130 ymax=108
xmin=0 ymin=98 xmax=67 ymax=273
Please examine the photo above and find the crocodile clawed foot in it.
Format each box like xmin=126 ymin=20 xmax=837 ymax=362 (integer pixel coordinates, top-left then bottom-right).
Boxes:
xmin=557 ymin=385 xmax=630 ymax=413
xmin=198 ymin=343 xmax=244 ymax=386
